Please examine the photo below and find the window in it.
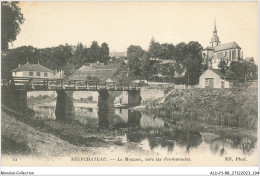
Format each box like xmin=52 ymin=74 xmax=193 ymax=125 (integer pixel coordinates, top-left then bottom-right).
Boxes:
xmin=44 ymin=72 xmax=48 ymax=77
xmin=29 ymin=72 xmax=33 ymax=76
xmin=37 ymin=72 xmax=40 ymax=76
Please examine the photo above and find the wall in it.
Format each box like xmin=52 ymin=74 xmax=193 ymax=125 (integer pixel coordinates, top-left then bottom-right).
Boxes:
xmin=28 ymin=91 xmax=56 ymax=98
xmin=115 ymin=88 xmax=164 ymax=106
xmin=199 ymin=69 xmax=230 ymax=88
xmin=15 ymin=71 xmax=54 ymax=78
xmin=12 ymin=71 xmax=23 ymax=77
xmin=115 ymin=91 xmax=128 ymax=105
xmin=73 ymin=91 xmax=98 ymax=102
xmin=140 ymin=87 xmax=165 ymax=104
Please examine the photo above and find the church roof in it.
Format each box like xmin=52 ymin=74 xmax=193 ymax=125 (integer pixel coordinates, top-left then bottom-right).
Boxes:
xmin=11 ymin=63 xmax=53 ymax=72
xmin=214 ymin=42 xmax=241 ymax=51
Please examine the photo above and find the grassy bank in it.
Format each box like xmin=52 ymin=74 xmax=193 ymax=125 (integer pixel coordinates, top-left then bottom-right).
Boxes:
xmin=145 ymin=88 xmax=258 ymax=129
xmin=1 ymin=109 xmax=150 ymax=157
xmin=1 ymin=111 xmax=82 ymax=157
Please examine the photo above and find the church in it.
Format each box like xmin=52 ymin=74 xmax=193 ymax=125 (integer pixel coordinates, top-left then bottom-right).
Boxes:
xmin=202 ymin=21 xmax=243 ymax=69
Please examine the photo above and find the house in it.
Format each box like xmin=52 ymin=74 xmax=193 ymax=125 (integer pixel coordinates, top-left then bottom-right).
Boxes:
xmin=109 ymin=51 xmax=126 ymax=58
xmin=199 ymin=68 xmax=234 ymax=88
xmin=11 ymin=62 xmax=54 ymax=79
xmin=202 ymin=20 xmax=243 ymax=69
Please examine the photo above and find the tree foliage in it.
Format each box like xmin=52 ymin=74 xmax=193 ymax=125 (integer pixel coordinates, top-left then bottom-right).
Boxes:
xmin=140 ymin=53 xmax=155 ymax=79
xmin=160 ymin=63 xmax=175 ymax=82
xmin=183 ymin=42 xmax=203 ymax=84
xmin=126 ymin=39 xmax=203 ymax=84
xmin=100 ymin=42 xmax=110 ymax=64
xmin=1 ymin=1 xmax=24 ymax=52
xmin=1 ymin=41 xmax=111 ymax=79
xmin=230 ymin=61 xmax=258 ymax=83
xmin=218 ymin=59 xmax=228 ymax=75
xmin=148 ymin=38 xmax=164 ymax=59
xmin=127 ymin=45 xmax=145 ymax=77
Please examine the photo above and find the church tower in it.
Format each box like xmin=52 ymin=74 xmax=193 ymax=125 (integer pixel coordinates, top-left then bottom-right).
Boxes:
xmin=210 ymin=20 xmax=220 ymax=47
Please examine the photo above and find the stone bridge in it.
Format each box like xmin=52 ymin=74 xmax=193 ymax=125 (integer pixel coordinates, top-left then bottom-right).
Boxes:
xmin=1 ymin=78 xmax=142 ymax=121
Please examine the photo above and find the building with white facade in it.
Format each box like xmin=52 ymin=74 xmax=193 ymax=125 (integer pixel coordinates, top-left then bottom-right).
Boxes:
xmin=11 ymin=62 xmax=54 ymax=79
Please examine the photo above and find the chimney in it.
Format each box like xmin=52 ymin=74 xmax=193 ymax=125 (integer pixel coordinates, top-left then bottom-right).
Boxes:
xmin=18 ymin=64 xmax=21 ymax=67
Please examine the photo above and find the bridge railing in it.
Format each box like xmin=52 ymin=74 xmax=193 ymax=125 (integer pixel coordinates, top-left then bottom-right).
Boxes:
xmin=2 ymin=78 xmax=141 ymax=90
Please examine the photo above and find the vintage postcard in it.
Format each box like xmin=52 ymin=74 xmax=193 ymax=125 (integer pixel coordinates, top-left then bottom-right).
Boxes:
xmin=1 ymin=1 xmax=258 ymax=171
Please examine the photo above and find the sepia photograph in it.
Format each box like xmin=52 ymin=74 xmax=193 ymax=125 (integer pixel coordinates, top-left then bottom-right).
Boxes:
xmin=1 ymin=1 xmax=259 ymax=173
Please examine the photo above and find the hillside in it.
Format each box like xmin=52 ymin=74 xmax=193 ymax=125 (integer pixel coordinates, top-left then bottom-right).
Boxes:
xmin=69 ymin=63 xmax=121 ymax=82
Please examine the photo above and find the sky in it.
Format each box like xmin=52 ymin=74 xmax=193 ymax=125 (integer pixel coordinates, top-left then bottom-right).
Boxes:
xmin=12 ymin=1 xmax=258 ymax=62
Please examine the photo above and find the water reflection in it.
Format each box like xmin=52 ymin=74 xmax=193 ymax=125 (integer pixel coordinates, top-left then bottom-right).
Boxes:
xmin=29 ymin=102 xmax=257 ymax=157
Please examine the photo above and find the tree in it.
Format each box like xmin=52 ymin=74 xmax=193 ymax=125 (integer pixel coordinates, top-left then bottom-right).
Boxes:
xmin=230 ymin=61 xmax=245 ymax=83
xmin=72 ymin=43 xmax=88 ymax=66
xmin=148 ymin=37 xmax=164 ymax=59
xmin=229 ymin=61 xmax=258 ymax=83
xmin=140 ymin=53 xmax=154 ymax=79
xmin=218 ymin=59 xmax=228 ymax=81
xmin=160 ymin=63 xmax=175 ymax=82
xmin=51 ymin=44 xmax=73 ymax=70
xmin=100 ymin=42 xmax=110 ymax=64
xmin=183 ymin=41 xmax=203 ymax=85
xmin=1 ymin=1 xmax=25 ymax=52
xmin=246 ymin=57 xmax=255 ymax=64
xmin=89 ymin=41 xmax=100 ymax=63
xmin=173 ymin=42 xmax=188 ymax=62
xmin=127 ymin=45 xmax=145 ymax=77
xmin=161 ymin=43 xmax=175 ymax=60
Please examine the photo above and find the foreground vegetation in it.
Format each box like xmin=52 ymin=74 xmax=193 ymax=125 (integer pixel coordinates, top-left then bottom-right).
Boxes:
xmin=144 ymin=88 xmax=258 ymax=129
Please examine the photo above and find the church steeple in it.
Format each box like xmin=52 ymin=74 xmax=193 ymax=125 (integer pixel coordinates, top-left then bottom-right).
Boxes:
xmin=213 ymin=19 xmax=217 ymax=34
xmin=210 ymin=19 xmax=220 ymax=47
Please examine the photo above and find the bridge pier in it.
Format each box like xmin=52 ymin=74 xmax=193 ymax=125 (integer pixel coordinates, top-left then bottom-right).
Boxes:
xmin=55 ymin=90 xmax=75 ymax=122
xmin=128 ymin=90 xmax=142 ymax=107
xmin=1 ymin=88 xmax=28 ymax=116
xmin=97 ymin=90 xmax=115 ymax=129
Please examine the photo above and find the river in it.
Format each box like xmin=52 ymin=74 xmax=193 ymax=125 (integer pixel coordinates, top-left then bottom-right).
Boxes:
xmin=27 ymin=100 xmax=257 ymax=162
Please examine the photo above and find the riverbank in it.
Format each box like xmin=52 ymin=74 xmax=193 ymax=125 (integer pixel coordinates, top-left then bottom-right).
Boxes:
xmin=1 ymin=87 xmax=258 ymax=166
xmin=138 ymin=88 xmax=258 ymax=129
xmin=1 ymin=110 xmax=151 ymax=159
